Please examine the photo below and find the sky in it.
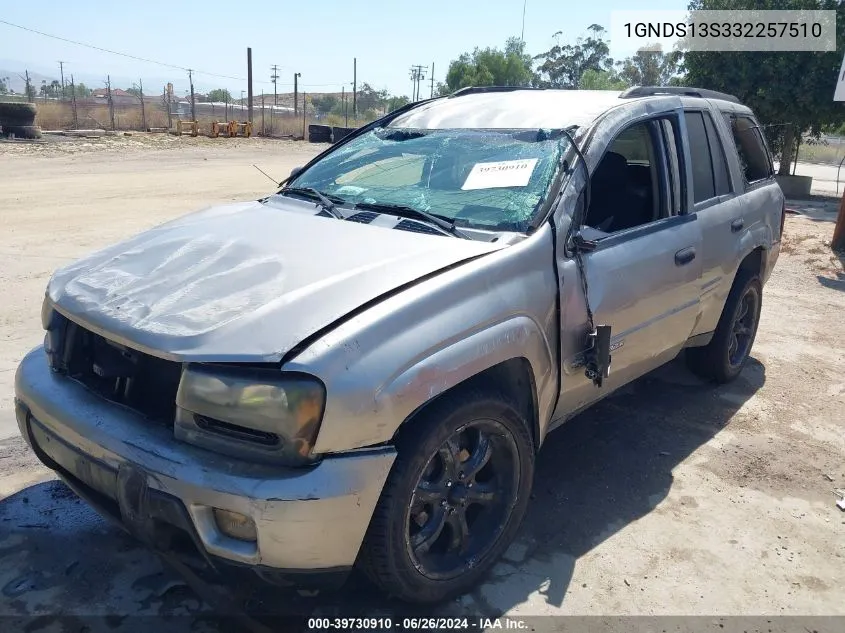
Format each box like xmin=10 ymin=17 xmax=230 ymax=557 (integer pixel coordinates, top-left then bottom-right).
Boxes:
xmin=0 ymin=0 xmax=688 ymax=97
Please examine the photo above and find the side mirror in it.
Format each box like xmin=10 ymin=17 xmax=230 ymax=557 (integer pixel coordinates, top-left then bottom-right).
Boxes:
xmin=289 ymin=166 xmax=303 ymax=179
xmin=571 ymin=230 xmax=597 ymax=252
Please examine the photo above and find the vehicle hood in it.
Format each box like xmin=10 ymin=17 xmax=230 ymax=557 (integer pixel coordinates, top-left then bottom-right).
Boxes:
xmin=47 ymin=200 xmax=504 ymax=362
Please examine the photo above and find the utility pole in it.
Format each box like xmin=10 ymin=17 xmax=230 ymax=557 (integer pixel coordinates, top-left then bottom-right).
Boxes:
xmin=834 ymin=193 xmax=845 ymax=250
xmin=410 ymin=65 xmax=426 ymax=101
xmin=24 ymin=70 xmax=33 ymax=102
xmin=430 ymin=62 xmax=435 ymax=98
xmin=138 ymin=78 xmax=146 ymax=131
xmin=353 ymin=58 xmax=357 ymax=118
xmin=294 ymin=72 xmax=301 ymax=116
xmin=106 ymin=75 xmax=115 ymax=130
xmin=521 ymin=0 xmax=528 ymax=42
xmin=270 ymin=64 xmax=279 ymax=106
xmin=58 ymin=61 xmax=66 ymax=100
xmin=187 ymin=69 xmax=196 ymax=121
xmin=165 ymin=83 xmax=173 ymax=129
xmin=247 ymin=47 xmax=254 ymax=124
xmin=70 ymin=74 xmax=78 ymax=129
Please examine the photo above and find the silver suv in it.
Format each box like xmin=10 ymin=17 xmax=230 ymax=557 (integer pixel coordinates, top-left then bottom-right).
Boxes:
xmin=14 ymin=86 xmax=784 ymax=603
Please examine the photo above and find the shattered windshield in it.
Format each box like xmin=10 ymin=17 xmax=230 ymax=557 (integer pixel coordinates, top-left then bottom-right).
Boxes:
xmin=287 ymin=127 xmax=569 ymax=232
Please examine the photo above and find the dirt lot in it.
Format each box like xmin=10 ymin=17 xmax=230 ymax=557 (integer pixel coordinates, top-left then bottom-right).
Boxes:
xmin=0 ymin=136 xmax=843 ymax=629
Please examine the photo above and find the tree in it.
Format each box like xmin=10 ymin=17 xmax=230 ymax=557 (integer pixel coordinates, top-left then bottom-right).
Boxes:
xmin=580 ymin=69 xmax=628 ymax=90
xmin=125 ymin=86 xmax=143 ymax=98
xmin=386 ymin=95 xmax=410 ymax=112
xmin=444 ymin=37 xmax=534 ymax=93
xmin=356 ymin=83 xmax=389 ymax=112
xmin=683 ymin=0 xmax=845 ymax=175
xmin=0 ymin=78 xmax=7 ymax=94
xmin=312 ymin=94 xmax=339 ymax=115
xmin=74 ymin=82 xmax=92 ymax=98
xmin=617 ymin=49 xmax=682 ymax=87
xmin=534 ymin=24 xmax=614 ymax=88
xmin=206 ymin=88 xmax=232 ymax=102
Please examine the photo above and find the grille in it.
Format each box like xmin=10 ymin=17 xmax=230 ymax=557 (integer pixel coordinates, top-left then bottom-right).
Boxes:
xmin=61 ymin=320 xmax=182 ymax=425
xmin=395 ymin=219 xmax=445 ymax=236
xmin=345 ymin=211 xmax=379 ymax=224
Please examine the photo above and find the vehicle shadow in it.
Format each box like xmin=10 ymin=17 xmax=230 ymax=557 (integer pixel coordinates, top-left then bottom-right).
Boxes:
xmin=241 ymin=354 xmax=767 ymax=621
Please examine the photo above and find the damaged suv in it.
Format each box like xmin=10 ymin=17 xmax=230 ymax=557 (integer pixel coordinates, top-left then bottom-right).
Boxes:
xmin=15 ymin=86 xmax=783 ymax=603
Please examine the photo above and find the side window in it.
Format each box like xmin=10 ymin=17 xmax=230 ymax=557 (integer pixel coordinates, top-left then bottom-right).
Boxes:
xmin=685 ymin=110 xmax=732 ymax=205
xmin=724 ymin=115 xmax=774 ymax=184
xmin=585 ymin=120 xmax=669 ymax=233
xmin=703 ymin=114 xmax=731 ymax=196
xmin=684 ymin=111 xmax=716 ymax=203
xmin=660 ymin=119 xmax=682 ymax=215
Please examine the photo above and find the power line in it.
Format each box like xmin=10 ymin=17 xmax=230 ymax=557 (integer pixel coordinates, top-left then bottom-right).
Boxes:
xmin=0 ymin=18 xmax=261 ymax=83
xmin=1 ymin=18 xmax=368 ymax=91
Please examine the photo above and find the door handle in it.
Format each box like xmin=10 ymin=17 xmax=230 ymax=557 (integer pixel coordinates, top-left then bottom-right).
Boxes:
xmin=675 ymin=247 xmax=696 ymax=266
xmin=731 ymin=218 xmax=744 ymax=232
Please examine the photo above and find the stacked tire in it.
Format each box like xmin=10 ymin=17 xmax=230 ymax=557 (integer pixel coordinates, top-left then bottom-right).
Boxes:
xmin=0 ymin=102 xmax=42 ymax=139
xmin=308 ymin=124 xmax=332 ymax=143
xmin=332 ymin=126 xmax=355 ymax=143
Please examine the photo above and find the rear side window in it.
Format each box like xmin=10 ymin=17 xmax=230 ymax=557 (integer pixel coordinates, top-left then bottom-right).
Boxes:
xmin=684 ymin=112 xmax=727 ymax=203
xmin=724 ymin=115 xmax=773 ymax=183
xmin=703 ymin=114 xmax=731 ymax=196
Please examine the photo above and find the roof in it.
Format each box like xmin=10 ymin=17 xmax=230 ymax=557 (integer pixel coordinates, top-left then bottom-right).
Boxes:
xmin=388 ymin=89 xmax=628 ymax=130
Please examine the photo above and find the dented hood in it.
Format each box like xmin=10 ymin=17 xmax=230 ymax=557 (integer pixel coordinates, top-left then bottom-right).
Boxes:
xmin=47 ymin=200 xmax=503 ymax=362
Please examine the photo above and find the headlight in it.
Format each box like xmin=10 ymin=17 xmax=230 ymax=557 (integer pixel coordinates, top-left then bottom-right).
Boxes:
xmin=175 ymin=364 xmax=325 ymax=466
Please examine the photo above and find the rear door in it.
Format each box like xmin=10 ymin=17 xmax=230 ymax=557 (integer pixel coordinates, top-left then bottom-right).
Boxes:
xmin=680 ymin=107 xmax=746 ymax=338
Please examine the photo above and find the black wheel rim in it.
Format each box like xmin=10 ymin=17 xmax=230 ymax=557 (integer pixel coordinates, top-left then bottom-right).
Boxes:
xmin=728 ymin=287 xmax=759 ymax=366
xmin=405 ymin=420 xmax=520 ymax=581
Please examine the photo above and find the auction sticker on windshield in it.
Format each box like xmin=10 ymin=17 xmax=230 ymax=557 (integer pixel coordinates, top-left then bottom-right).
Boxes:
xmin=461 ymin=158 xmax=538 ymax=190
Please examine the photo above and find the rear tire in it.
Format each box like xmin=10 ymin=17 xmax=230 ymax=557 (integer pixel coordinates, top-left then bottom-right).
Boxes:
xmin=358 ymin=390 xmax=534 ymax=603
xmin=686 ymin=271 xmax=762 ymax=383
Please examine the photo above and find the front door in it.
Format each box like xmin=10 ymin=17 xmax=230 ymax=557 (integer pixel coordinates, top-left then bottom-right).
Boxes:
xmin=555 ymin=114 xmax=703 ymax=416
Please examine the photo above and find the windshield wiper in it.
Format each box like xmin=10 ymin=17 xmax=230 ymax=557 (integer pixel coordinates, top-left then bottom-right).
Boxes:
xmin=280 ymin=187 xmax=344 ymax=219
xmin=353 ymin=202 xmax=470 ymax=239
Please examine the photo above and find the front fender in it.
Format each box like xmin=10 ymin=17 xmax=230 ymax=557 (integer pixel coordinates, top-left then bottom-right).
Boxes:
xmin=312 ymin=316 xmax=555 ymax=455
xmin=282 ymin=224 xmax=561 ymax=455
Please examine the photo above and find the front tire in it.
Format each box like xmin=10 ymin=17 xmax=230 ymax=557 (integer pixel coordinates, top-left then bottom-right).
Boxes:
xmin=686 ymin=271 xmax=762 ymax=383
xmin=358 ymin=390 xmax=534 ymax=603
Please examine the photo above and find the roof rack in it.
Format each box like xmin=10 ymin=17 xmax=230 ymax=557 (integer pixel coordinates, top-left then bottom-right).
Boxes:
xmin=619 ymin=86 xmax=741 ymax=104
xmin=449 ymin=86 xmax=543 ymax=98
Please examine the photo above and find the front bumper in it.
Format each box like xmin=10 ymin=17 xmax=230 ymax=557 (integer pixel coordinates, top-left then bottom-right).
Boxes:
xmin=14 ymin=346 xmax=396 ymax=586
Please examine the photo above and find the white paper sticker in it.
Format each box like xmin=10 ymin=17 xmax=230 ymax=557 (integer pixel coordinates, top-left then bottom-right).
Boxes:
xmin=461 ymin=158 xmax=539 ymax=190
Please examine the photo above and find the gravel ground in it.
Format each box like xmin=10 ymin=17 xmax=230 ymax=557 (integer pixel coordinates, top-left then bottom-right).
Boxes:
xmin=0 ymin=136 xmax=843 ymax=629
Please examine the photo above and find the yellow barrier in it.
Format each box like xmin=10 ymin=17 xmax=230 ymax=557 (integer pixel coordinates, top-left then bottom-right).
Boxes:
xmin=175 ymin=120 xmax=199 ymax=137
xmin=210 ymin=121 xmax=237 ymax=138
xmin=234 ymin=121 xmax=253 ymax=138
